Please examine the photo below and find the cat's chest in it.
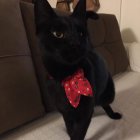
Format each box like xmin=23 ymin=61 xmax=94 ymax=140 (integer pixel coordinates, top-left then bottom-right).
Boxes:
xmin=46 ymin=57 xmax=95 ymax=83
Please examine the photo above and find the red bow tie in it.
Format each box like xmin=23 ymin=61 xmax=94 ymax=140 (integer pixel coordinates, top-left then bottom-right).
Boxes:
xmin=62 ymin=69 xmax=93 ymax=108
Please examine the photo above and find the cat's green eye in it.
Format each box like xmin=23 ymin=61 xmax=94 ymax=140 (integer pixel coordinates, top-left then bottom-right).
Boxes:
xmin=52 ymin=31 xmax=64 ymax=39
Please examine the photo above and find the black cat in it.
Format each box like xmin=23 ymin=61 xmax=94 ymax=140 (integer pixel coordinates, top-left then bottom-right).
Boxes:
xmin=34 ymin=0 xmax=122 ymax=140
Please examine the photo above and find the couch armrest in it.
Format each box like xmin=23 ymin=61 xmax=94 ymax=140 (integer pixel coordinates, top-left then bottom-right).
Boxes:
xmin=124 ymin=42 xmax=140 ymax=72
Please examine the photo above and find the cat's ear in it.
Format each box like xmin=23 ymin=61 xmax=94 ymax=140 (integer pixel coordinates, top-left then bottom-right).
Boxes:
xmin=34 ymin=0 xmax=57 ymax=33
xmin=71 ymin=0 xmax=86 ymax=21
xmin=86 ymin=11 xmax=99 ymax=20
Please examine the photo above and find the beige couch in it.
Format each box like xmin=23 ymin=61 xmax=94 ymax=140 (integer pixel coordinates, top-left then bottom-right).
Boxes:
xmin=0 ymin=0 xmax=140 ymax=140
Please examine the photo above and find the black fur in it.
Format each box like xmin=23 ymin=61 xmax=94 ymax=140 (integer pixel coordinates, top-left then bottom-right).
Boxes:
xmin=34 ymin=0 xmax=122 ymax=139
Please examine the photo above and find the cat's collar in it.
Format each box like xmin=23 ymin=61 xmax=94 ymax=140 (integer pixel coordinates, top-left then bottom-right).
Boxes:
xmin=48 ymin=68 xmax=94 ymax=108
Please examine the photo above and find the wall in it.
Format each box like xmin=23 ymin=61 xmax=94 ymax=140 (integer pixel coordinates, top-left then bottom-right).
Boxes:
xmin=98 ymin=0 xmax=122 ymax=24
xmin=48 ymin=0 xmax=56 ymax=8
xmin=120 ymin=0 xmax=140 ymax=43
xmin=98 ymin=0 xmax=140 ymax=43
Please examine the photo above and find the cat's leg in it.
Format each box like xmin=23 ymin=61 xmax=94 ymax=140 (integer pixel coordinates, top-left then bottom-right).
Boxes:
xmin=70 ymin=111 xmax=93 ymax=140
xmin=102 ymin=105 xmax=122 ymax=120
xmin=99 ymin=75 xmax=122 ymax=120
xmin=62 ymin=114 xmax=74 ymax=137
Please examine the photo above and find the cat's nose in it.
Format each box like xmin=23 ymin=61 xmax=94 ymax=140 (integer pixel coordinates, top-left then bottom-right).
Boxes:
xmin=70 ymin=40 xmax=80 ymax=48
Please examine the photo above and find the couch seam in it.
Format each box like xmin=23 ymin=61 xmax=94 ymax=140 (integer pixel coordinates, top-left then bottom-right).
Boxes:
xmin=0 ymin=54 xmax=31 ymax=59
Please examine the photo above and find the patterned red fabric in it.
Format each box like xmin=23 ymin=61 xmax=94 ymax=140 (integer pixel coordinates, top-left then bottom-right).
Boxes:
xmin=62 ymin=69 xmax=93 ymax=108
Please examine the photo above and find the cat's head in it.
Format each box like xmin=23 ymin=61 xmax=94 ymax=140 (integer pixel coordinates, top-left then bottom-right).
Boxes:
xmin=34 ymin=0 xmax=98 ymax=65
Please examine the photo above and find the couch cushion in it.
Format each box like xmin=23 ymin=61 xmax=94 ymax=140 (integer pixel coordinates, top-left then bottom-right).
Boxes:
xmin=0 ymin=0 xmax=45 ymax=134
xmin=20 ymin=1 xmax=56 ymax=112
xmin=88 ymin=14 xmax=129 ymax=75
